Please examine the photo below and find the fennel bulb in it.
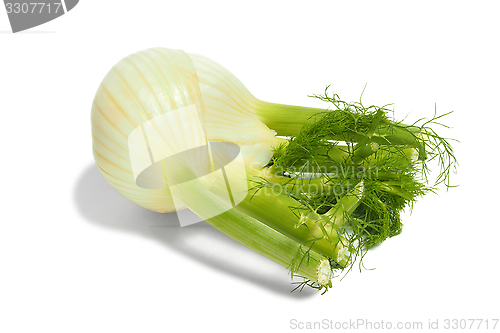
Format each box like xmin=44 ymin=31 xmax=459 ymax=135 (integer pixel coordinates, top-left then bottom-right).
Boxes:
xmin=91 ymin=47 xmax=456 ymax=292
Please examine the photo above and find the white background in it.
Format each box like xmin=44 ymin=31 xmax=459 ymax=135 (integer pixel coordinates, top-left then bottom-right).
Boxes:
xmin=1 ymin=1 xmax=499 ymax=332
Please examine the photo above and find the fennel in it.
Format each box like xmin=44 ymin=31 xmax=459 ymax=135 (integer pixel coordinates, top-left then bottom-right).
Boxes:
xmin=91 ymin=48 xmax=457 ymax=292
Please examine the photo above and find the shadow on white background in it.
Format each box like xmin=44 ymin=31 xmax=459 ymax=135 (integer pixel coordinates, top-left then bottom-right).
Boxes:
xmin=73 ymin=163 xmax=317 ymax=298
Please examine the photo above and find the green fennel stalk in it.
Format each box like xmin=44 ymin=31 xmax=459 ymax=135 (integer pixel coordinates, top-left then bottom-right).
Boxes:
xmin=219 ymin=87 xmax=457 ymax=292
